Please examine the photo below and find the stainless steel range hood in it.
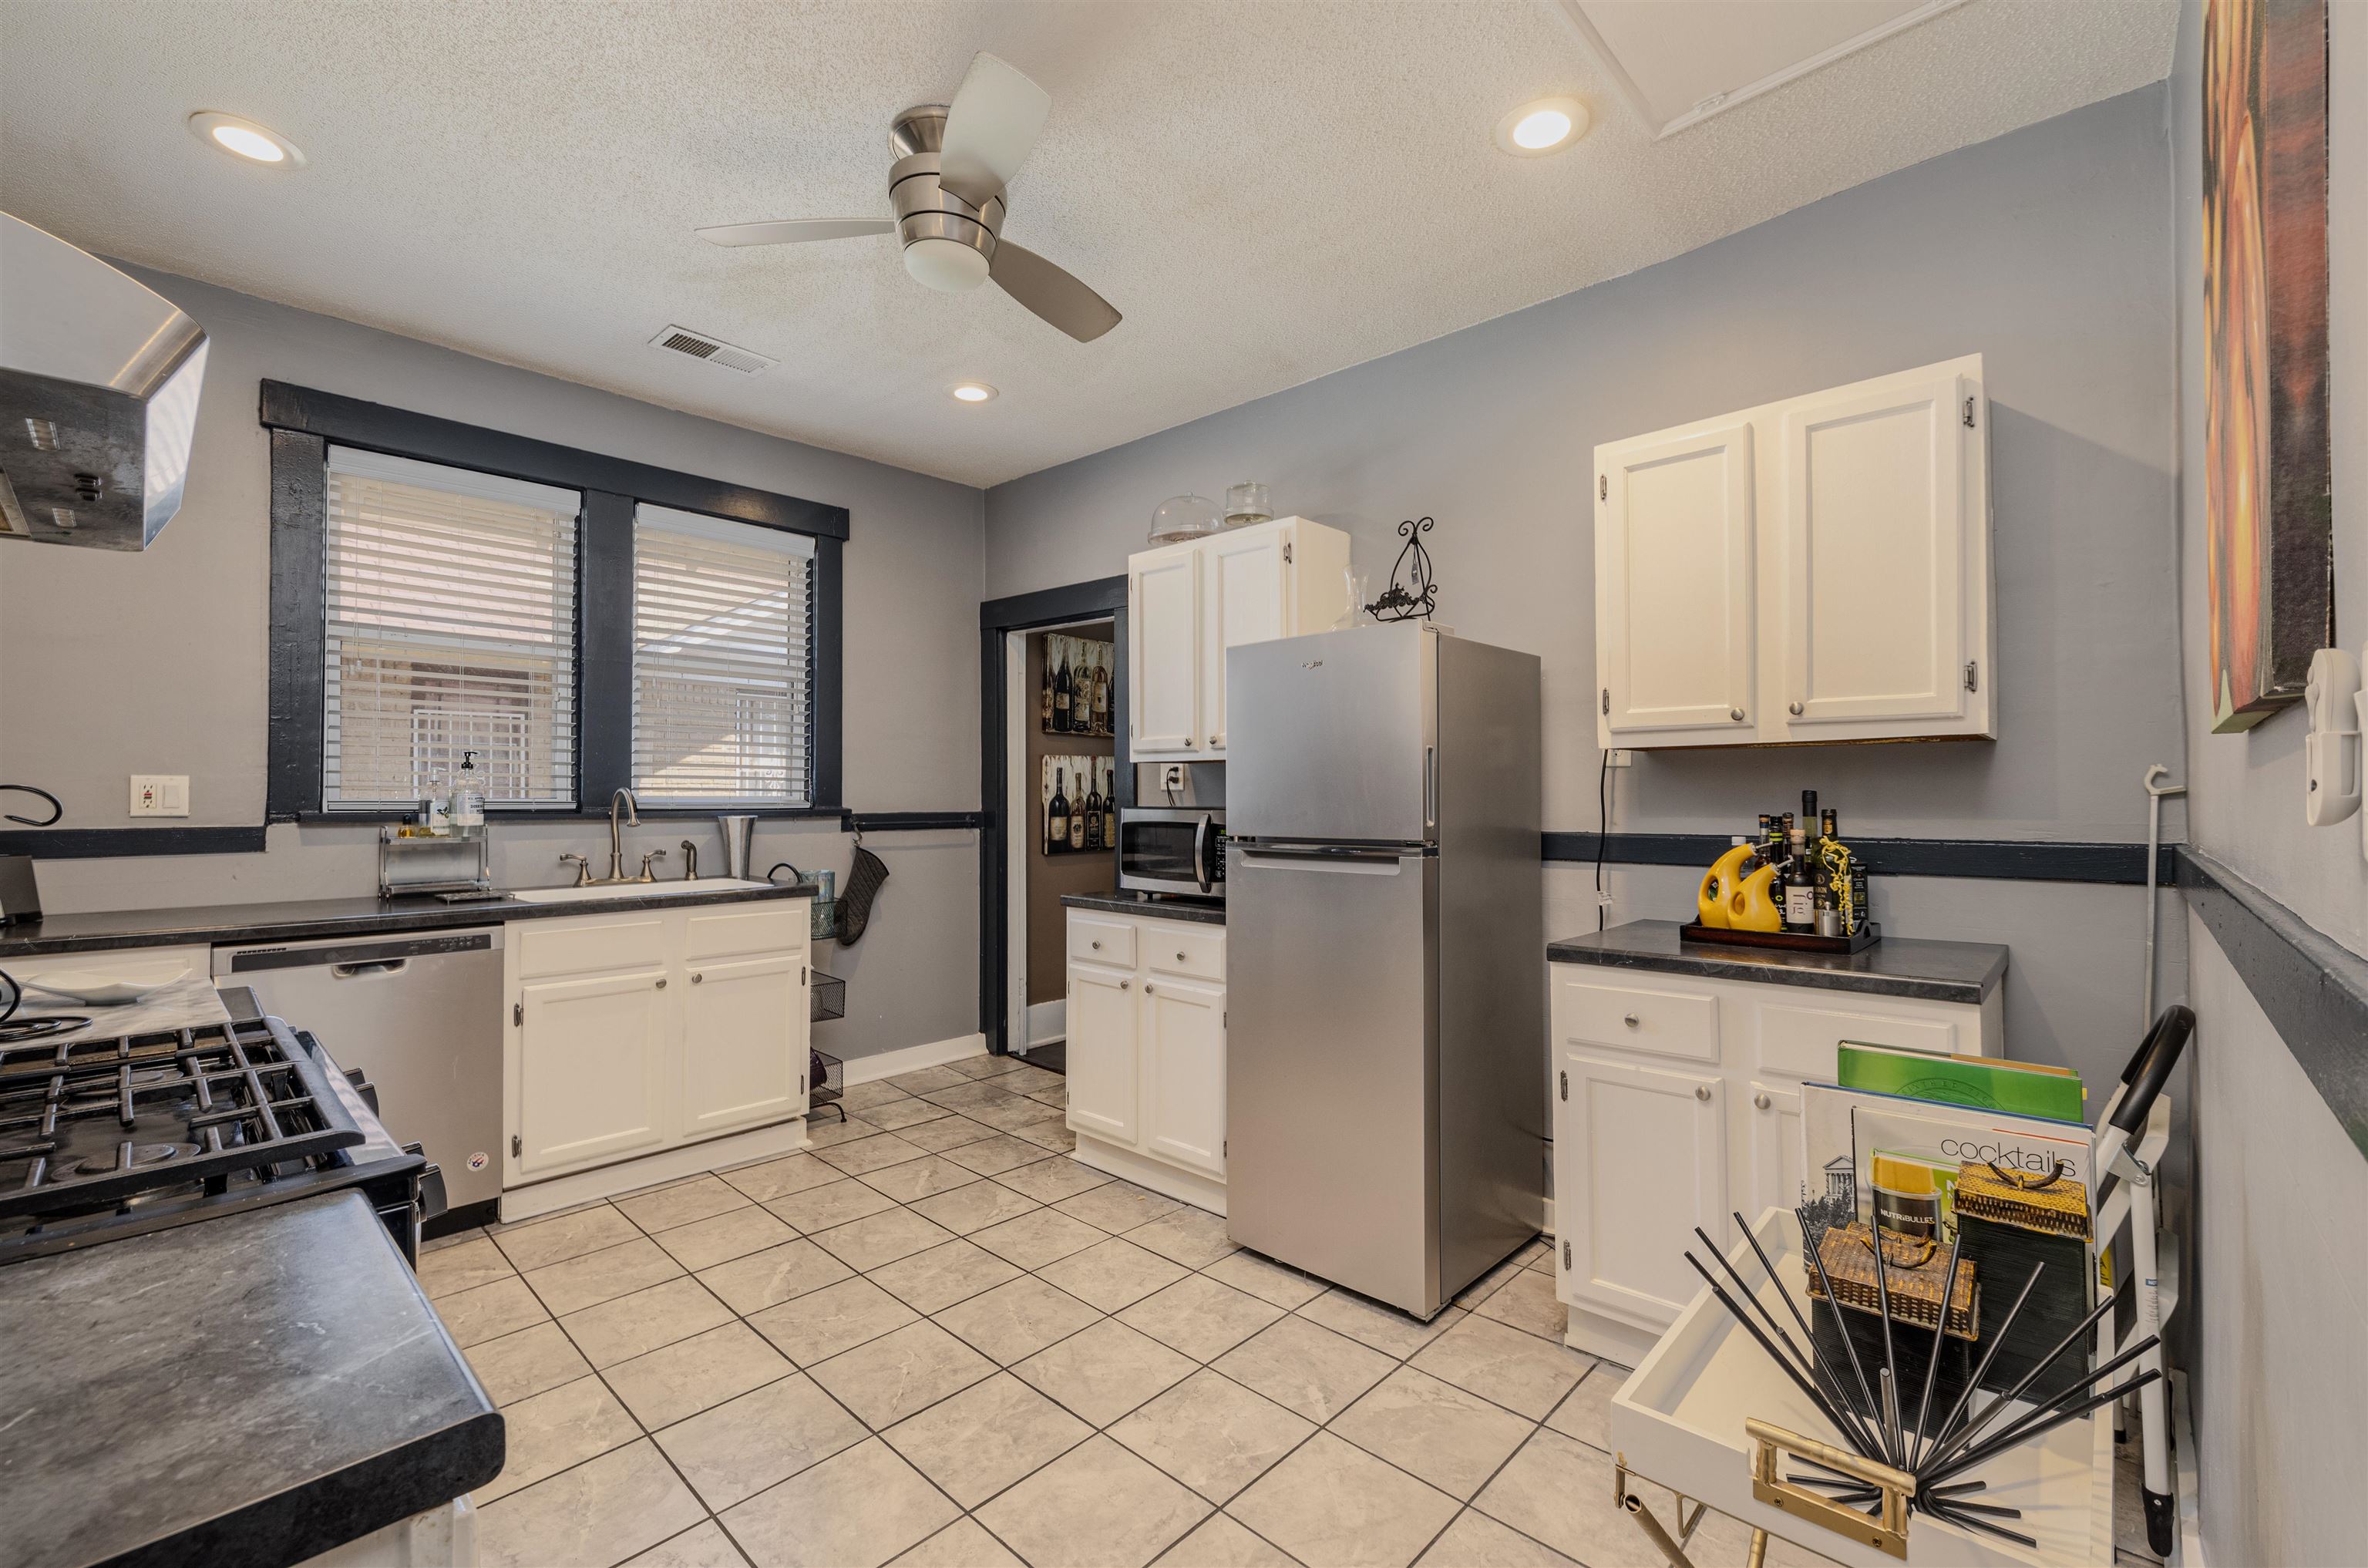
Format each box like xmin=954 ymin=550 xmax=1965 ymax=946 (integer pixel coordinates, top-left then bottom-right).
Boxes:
xmin=0 ymin=213 xmax=209 ymax=550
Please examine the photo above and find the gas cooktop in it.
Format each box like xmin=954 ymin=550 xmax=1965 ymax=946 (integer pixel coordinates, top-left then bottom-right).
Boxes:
xmin=0 ymin=1013 xmax=377 ymax=1258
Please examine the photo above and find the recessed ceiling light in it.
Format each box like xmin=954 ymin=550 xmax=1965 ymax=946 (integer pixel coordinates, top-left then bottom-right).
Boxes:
xmin=1493 ymin=96 xmax=1589 ymax=157
xmin=950 ymin=382 xmax=997 ymax=404
xmin=187 ymin=111 xmax=305 ymax=168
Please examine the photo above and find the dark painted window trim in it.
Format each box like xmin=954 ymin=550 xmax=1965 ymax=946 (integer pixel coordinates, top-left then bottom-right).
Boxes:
xmin=261 ymin=383 xmax=846 ymax=823
xmin=978 ymin=577 xmax=1131 ymax=1057
xmin=1541 ymin=832 xmax=2177 ymax=886
xmin=2178 ymin=846 xmax=2368 ymax=1159
xmin=257 ymin=381 xmax=850 ymax=539
xmin=0 ymin=826 xmax=270 ymax=859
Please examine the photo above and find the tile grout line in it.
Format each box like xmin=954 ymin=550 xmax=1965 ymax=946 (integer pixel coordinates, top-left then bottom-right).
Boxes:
xmin=464 ymin=1073 xmax=1601 ymax=1568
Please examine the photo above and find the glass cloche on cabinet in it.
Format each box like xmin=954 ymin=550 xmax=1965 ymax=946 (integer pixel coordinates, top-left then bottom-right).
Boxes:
xmin=1147 ymin=493 xmax=1223 ymax=545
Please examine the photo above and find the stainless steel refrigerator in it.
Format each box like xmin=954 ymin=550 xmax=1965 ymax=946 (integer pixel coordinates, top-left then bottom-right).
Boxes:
xmin=1224 ymin=621 xmax=1544 ymax=1319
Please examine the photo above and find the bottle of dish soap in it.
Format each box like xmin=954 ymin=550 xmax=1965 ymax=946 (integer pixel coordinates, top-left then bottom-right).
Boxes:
xmin=449 ymin=749 xmax=486 ymax=829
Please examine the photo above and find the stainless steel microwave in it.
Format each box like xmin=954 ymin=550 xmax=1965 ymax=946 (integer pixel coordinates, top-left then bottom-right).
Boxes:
xmin=1117 ymin=807 xmax=1226 ymax=899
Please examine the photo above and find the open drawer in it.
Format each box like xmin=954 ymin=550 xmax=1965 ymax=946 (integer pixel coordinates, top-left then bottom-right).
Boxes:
xmin=1609 ymin=1208 xmax=2114 ymax=1568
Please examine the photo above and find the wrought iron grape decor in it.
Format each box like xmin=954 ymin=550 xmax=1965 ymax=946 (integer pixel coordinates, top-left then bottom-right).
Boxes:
xmin=1365 ymin=516 xmax=1438 ymax=622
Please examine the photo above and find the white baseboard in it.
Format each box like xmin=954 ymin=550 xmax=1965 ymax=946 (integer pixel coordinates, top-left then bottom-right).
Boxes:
xmin=499 ymin=1119 xmax=812 ymax=1223
xmin=840 ymin=1032 xmax=989 ymax=1087
xmin=1072 ymin=1133 xmax=1228 ymax=1216
xmin=1027 ymin=999 xmax=1066 ymax=1048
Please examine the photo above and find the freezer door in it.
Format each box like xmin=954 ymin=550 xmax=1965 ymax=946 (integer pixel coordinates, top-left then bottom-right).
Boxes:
xmin=1225 ymin=842 xmax=1440 ymax=1316
xmin=1226 ymin=623 xmax=1435 ymax=845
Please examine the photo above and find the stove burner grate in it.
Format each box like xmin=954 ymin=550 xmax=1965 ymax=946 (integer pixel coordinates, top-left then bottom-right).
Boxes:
xmin=0 ymin=1015 xmax=363 ymax=1221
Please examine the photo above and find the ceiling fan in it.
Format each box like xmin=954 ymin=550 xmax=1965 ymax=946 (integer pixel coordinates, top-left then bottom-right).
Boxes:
xmin=699 ymin=52 xmax=1121 ymax=343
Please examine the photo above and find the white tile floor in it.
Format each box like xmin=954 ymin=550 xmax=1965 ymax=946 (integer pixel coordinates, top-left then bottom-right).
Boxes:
xmin=427 ymin=1053 xmax=2138 ymax=1568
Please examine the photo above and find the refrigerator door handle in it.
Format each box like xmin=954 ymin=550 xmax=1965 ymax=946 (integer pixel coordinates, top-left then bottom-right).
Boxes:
xmin=1424 ymin=745 xmax=1437 ymax=833
xmin=1237 ymin=846 xmax=1409 ymax=873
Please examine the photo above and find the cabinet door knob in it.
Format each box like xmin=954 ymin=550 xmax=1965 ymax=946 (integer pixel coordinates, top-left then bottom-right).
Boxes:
xmin=1176 ymin=952 xmax=1187 ymax=961
xmin=1091 ymin=940 xmax=1102 ymax=950
xmin=654 ymin=977 xmax=668 ymax=990
xmin=1118 ymin=981 xmax=1128 ymax=991
xmin=1754 ymin=1092 xmax=1771 ymax=1111
xmin=1788 ymin=701 xmax=1805 ymax=716
xmin=1730 ymin=708 xmax=1745 ymax=722
xmin=1145 ymin=983 xmax=1155 ymax=994
xmin=692 ymin=972 xmax=704 ymax=985
xmin=1623 ymin=1014 xmax=1640 ymax=1028
xmin=1694 ymin=1084 xmax=1712 ymax=1102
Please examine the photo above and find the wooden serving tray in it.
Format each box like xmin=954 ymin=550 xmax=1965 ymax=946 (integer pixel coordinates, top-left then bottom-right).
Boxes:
xmin=1679 ymin=920 xmax=1882 ymax=955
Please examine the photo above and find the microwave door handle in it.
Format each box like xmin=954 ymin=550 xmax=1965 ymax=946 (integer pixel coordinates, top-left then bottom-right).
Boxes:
xmin=1193 ymin=815 xmax=1213 ymax=893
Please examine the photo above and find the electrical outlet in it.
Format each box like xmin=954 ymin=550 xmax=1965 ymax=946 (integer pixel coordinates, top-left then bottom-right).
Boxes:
xmin=1606 ymin=749 xmax=1634 ymax=768
xmin=130 ymin=775 xmax=189 ymax=816
xmin=1161 ymin=764 xmax=1185 ymax=791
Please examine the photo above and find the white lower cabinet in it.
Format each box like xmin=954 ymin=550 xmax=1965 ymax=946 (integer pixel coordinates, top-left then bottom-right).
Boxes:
xmin=1142 ymin=975 xmax=1226 ymax=1179
xmin=1549 ymin=961 xmax=2000 ymax=1364
xmin=1556 ymin=1054 xmax=1726 ymax=1332
xmin=516 ymin=968 xmax=670 ymax=1177
xmin=505 ymin=902 xmax=809 ymax=1186
xmin=1065 ymin=961 xmax=1142 ymax=1146
xmin=1065 ymin=907 xmax=1226 ymax=1204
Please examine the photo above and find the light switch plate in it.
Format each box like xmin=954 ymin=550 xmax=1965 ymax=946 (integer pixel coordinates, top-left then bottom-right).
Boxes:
xmin=130 ymin=775 xmax=189 ymax=816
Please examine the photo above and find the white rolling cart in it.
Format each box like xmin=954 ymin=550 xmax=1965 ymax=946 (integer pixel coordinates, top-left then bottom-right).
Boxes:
xmin=1608 ymin=1210 xmax=2115 ymax=1567
xmin=1604 ymin=1004 xmax=2200 ymax=1567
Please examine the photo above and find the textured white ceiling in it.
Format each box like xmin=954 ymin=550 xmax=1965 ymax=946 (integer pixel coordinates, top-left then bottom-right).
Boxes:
xmin=0 ymin=1 xmax=2175 ymax=488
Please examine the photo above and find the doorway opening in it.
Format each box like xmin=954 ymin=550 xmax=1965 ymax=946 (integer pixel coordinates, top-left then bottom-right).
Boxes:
xmin=977 ymin=577 xmax=1129 ymax=1062
xmin=1014 ymin=617 xmax=1115 ymax=1060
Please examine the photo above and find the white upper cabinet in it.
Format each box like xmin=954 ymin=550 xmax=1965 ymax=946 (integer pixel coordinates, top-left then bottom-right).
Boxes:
xmin=1129 ymin=516 xmax=1352 ymax=762
xmin=1597 ymin=419 xmax=1756 ymax=736
xmin=1594 ymin=355 xmax=1993 ymax=749
xmin=1131 ymin=546 xmax=1201 ymax=754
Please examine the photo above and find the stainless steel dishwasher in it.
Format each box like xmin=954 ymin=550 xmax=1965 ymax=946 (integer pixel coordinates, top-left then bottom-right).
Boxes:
xmin=211 ymin=929 xmax=506 ymax=1212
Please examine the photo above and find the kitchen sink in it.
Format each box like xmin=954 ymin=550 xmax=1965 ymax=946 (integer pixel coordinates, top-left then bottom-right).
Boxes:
xmin=506 ymin=878 xmax=777 ymax=905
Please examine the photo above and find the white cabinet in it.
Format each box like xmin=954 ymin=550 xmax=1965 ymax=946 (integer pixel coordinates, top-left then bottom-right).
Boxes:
xmin=1065 ymin=907 xmax=1227 ymax=1206
xmin=1548 ymin=958 xmax=2002 ymax=1364
xmin=1556 ymin=1052 xmax=1726 ymax=1331
xmin=1128 ymin=516 xmax=1353 ymax=762
xmin=504 ymin=901 xmax=809 ymax=1186
xmin=1599 ymin=419 xmax=1757 ymax=736
xmin=516 ymin=968 xmax=670 ymax=1177
xmin=1142 ymin=974 xmax=1226 ymax=1179
xmin=1132 ymin=546 xmax=1201 ymax=753
xmin=1594 ymin=355 xmax=1993 ymax=749
xmin=680 ymin=952 xmax=806 ymax=1138
xmin=1065 ymin=961 xmax=1141 ymax=1146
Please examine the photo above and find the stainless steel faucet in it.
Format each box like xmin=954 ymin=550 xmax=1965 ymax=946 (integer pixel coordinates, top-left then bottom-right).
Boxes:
xmin=607 ymin=788 xmax=639 ymax=883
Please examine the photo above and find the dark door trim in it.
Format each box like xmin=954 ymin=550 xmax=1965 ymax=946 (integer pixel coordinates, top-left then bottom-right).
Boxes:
xmin=979 ymin=576 xmax=1130 ymax=1056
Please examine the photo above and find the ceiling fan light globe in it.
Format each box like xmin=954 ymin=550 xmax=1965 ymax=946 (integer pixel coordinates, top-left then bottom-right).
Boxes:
xmin=903 ymin=237 xmax=991 ymax=293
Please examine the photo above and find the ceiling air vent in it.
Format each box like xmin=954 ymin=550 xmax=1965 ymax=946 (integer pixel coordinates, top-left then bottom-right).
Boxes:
xmin=648 ymin=325 xmax=775 ymax=375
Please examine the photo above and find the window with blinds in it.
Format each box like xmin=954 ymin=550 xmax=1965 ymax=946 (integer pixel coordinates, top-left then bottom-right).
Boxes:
xmin=322 ymin=448 xmax=580 ymax=811
xmin=631 ymin=505 xmax=815 ymax=806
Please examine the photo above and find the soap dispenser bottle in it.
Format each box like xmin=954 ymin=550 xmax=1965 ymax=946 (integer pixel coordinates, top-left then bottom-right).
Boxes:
xmin=449 ymin=749 xmax=486 ymax=829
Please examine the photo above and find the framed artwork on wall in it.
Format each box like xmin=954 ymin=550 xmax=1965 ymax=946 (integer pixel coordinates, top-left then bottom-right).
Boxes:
xmin=2202 ymin=0 xmax=2332 ymax=732
xmin=1038 ymin=634 xmax=1115 ymax=737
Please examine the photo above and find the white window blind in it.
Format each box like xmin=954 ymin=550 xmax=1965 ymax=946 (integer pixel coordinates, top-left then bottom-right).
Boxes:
xmin=632 ymin=504 xmax=814 ymax=806
xmin=323 ymin=447 xmax=580 ymax=810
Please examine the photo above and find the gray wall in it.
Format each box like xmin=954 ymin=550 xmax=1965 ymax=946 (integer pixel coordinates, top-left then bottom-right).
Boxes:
xmin=0 ymin=269 xmax=986 ymax=1063
xmin=987 ymin=85 xmax=2185 ymax=1092
xmin=2169 ymin=2 xmax=2368 ymax=1562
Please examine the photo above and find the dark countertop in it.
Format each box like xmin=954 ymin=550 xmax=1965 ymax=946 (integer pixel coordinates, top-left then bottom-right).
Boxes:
xmin=1061 ymin=890 xmax=1227 ymax=926
xmin=1547 ymin=919 xmax=2006 ymax=1006
xmin=0 ymin=1190 xmax=502 ymax=1568
xmin=0 ymin=881 xmax=816 ymax=959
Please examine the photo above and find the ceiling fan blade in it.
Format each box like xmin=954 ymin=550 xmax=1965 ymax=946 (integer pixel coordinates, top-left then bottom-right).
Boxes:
xmin=989 ymin=240 xmax=1121 ymax=342
xmin=696 ymin=218 xmax=896 ymax=247
xmin=938 ymin=52 xmax=1051 ymax=207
